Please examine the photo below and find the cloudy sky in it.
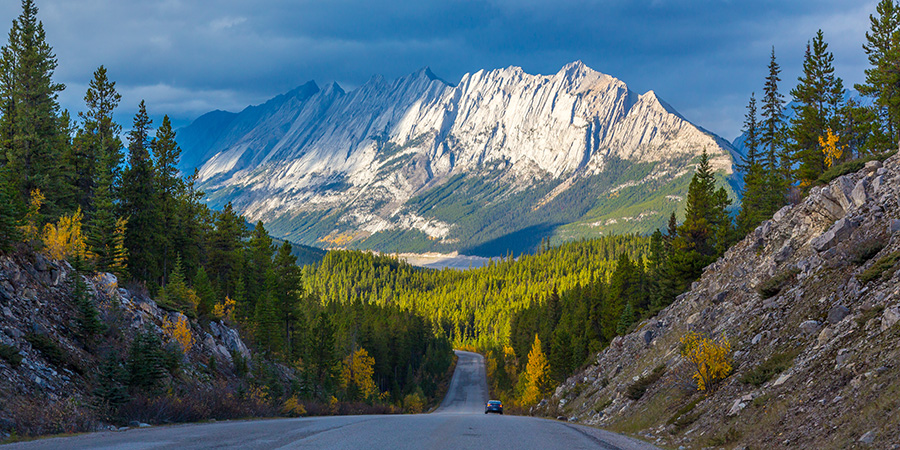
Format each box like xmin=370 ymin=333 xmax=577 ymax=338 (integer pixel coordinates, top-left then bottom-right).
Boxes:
xmin=0 ymin=0 xmax=876 ymax=140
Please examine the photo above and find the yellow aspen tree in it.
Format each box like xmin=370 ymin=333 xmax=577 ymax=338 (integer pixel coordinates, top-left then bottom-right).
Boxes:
xmin=818 ymin=128 xmax=845 ymax=169
xmin=20 ymin=189 xmax=44 ymax=242
xmin=522 ymin=334 xmax=552 ymax=405
xmin=341 ymin=347 xmax=379 ymax=401
xmin=41 ymin=208 xmax=88 ymax=261
xmin=110 ymin=216 xmax=128 ymax=279
xmin=164 ymin=315 xmax=194 ymax=353
xmin=680 ymin=331 xmax=732 ymax=392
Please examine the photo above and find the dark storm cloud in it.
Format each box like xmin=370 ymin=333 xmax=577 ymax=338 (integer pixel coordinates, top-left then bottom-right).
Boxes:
xmin=0 ymin=0 xmax=875 ymax=139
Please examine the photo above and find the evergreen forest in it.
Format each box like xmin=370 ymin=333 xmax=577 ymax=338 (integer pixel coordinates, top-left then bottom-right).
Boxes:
xmin=2 ymin=0 xmax=900 ymax=422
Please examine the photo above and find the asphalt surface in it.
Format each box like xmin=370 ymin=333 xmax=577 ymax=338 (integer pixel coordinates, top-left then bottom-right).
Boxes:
xmin=4 ymin=351 xmax=659 ymax=450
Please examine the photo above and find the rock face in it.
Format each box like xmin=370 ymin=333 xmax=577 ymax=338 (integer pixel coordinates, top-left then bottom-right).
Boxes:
xmin=180 ymin=61 xmax=736 ymax=254
xmin=0 ymin=251 xmax=259 ymax=437
xmin=541 ymin=153 xmax=900 ymax=449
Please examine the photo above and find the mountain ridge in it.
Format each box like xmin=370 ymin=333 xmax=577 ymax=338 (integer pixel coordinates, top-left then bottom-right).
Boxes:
xmin=178 ymin=61 xmax=738 ymax=255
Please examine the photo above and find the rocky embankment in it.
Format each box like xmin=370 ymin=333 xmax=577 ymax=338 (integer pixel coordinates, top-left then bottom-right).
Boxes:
xmin=0 ymin=251 xmax=259 ymax=439
xmin=541 ymin=155 xmax=900 ymax=449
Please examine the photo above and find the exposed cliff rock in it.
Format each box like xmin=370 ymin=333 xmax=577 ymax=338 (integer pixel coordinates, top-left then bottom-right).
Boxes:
xmin=0 ymin=250 xmax=266 ymax=438
xmin=541 ymin=156 xmax=900 ymax=449
xmin=180 ymin=62 xmax=737 ymax=254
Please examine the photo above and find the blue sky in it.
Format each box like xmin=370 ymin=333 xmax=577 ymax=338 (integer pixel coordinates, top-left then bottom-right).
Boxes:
xmin=0 ymin=0 xmax=876 ymax=140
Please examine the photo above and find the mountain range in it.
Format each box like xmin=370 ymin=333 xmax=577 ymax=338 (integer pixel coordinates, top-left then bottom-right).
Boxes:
xmin=178 ymin=61 xmax=739 ymax=256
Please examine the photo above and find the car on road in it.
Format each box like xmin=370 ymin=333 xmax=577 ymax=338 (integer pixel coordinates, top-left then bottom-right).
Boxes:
xmin=485 ymin=400 xmax=503 ymax=414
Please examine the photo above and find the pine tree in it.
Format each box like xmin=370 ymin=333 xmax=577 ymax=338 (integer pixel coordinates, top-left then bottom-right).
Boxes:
xmin=274 ymin=241 xmax=303 ymax=360
xmin=70 ymin=66 xmax=121 ymax=212
xmin=790 ymin=31 xmax=845 ymax=186
xmin=72 ymin=255 xmax=103 ymax=339
xmin=0 ymin=167 xmax=21 ymax=250
xmin=0 ymin=0 xmax=68 ymax=213
xmin=736 ymin=93 xmax=770 ymax=235
xmin=126 ymin=331 xmax=167 ymax=393
xmin=193 ymin=266 xmax=216 ymax=318
xmin=208 ymin=202 xmax=246 ymax=300
xmin=856 ymin=0 xmax=900 ymax=145
xmin=759 ymin=48 xmax=787 ymax=218
xmin=549 ymin=327 xmax=572 ymax=383
xmin=120 ymin=101 xmax=157 ymax=282
xmin=307 ymin=311 xmax=339 ymax=396
xmin=153 ymin=115 xmax=182 ymax=281
xmin=245 ymin=221 xmax=274 ymax=316
xmin=93 ymin=353 xmax=129 ymax=418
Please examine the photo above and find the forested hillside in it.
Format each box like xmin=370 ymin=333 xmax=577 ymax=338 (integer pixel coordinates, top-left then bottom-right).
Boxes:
xmin=0 ymin=1 xmax=452 ymax=438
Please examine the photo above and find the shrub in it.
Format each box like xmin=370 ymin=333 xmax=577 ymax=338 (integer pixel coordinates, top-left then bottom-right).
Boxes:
xmin=402 ymin=391 xmax=427 ymax=414
xmin=625 ymin=365 xmax=666 ymax=400
xmin=681 ymin=332 xmax=732 ymax=392
xmin=851 ymin=241 xmax=887 ymax=265
xmin=282 ymin=395 xmax=306 ymax=417
xmin=859 ymin=251 xmax=900 ymax=283
xmin=740 ymin=348 xmax=801 ymax=387
xmin=815 ymin=150 xmax=896 ymax=185
xmin=7 ymin=397 xmax=98 ymax=437
xmin=0 ymin=343 xmax=22 ymax=368
xmin=757 ymin=268 xmax=801 ymax=299
xmin=666 ymin=396 xmax=703 ymax=433
xmin=25 ymin=332 xmax=66 ymax=369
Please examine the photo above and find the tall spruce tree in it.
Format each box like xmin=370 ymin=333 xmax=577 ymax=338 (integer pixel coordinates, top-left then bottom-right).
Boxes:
xmin=790 ymin=31 xmax=845 ymax=186
xmin=71 ymin=66 xmax=121 ymax=212
xmin=759 ymin=47 xmax=787 ymax=215
xmin=274 ymin=241 xmax=303 ymax=360
xmin=736 ymin=93 xmax=769 ymax=235
xmin=153 ymin=115 xmax=182 ymax=282
xmin=121 ymin=101 xmax=158 ymax=282
xmin=856 ymin=0 xmax=900 ymax=145
xmin=0 ymin=0 xmax=68 ymax=213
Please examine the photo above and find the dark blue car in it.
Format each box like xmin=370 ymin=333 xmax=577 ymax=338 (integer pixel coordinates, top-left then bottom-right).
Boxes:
xmin=485 ymin=400 xmax=503 ymax=414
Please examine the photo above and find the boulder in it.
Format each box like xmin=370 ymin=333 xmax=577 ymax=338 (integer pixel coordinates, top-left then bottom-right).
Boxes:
xmin=832 ymin=176 xmax=856 ymax=212
xmin=851 ymin=179 xmax=869 ymax=208
xmin=642 ymin=329 xmax=653 ymax=346
xmin=827 ymin=305 xmax=850 ymax=324
xmin=859 ymin=430 xmax=877 ymax=445
xmin=712 ymin=291 xmax=728 ymax=304
xmin=864 ymin=160 xmax=882 ymax=173
xmin=891 ymin=219 xmax=900 ymax=234
xmin=881 ymin=306 xmax=900 ymax=332
xmin=799 ymin=320 xmax=823 ymax=335
xmin=812 ymin=217 xmax=857 ymax=252
xmin=773 ymin=205 xmax=791 ymax=222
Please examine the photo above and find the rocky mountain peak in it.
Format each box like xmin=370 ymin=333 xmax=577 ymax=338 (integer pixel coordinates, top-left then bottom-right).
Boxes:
xmin=178 ymin=61 xmax=737 ymax=254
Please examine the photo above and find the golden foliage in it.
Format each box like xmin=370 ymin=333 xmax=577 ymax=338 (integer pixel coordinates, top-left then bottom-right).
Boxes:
xmin=402 ymin=391 xmax=426 ymax=414
xmin=20 ymin=189 xmax=44 ymax=242
xmin=110 ymin=216 xmax=128 ymax=277
xmin=340 ymin=347 xmax=380 ymax=400
xmin=213 ymin=296 xmax=236 ymax=321
xmin=282 ymin=395 xmax=306 ymax=417
xmin=163 ymin=315 xmax=195 ymax=353
xmin=680 ymin=331 xmax=732 ymax=391
xmin=41 ymin=208 xmax=88 ymax=261
xmin=819 ymin=128 xmax=846 ymax=169
xmin=522 ymin=334 xmax=552 ymax=405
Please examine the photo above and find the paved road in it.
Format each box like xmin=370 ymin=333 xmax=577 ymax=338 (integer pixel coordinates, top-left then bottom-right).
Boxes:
xmin=4 ymin=351 xmax=658 ymax=450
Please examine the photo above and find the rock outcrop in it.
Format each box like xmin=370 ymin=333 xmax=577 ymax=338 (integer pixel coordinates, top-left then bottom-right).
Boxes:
xmin=542 ymin=154 xmax=900 ymax=449
xmin=0 ymin=250 xmax=259 ymax=438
